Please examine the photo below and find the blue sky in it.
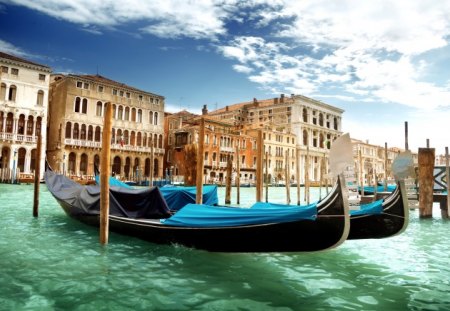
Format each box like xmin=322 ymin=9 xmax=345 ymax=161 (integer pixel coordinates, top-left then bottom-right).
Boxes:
xmin=1 ymin=0 xmax=450 ymax=154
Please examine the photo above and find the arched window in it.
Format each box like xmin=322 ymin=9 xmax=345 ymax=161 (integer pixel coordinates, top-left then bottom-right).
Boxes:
xmin=142 ymin=133 xmax=147 ymax=147
xmin=80 ymin=153 xmax=88 ymax=174
xmin=74 ymin=97 xmax=81 ymax=112
xmin=8 ymin=85 xmax=17 ymax=101
xmin=0 ymin=83 xmax=6 ymax=100
xmin=88 ymin=125 xmax=93 ymax=140
xmin=131 ymin=108 xmax=136 ymax=122
xmin=118 ymin=106 xmax=123 ymax=120
xmin=36 ymin=90 xmax=44 ymax=106
xmin=334 ymin=117 xmax=338 ymax=130
xmin=124 ymin=107 xmax=130 ymax=120
xmin=158 ymin=134 xmax=163 ymax=148
xmin=303 ymin=130 xmax=308 ymax=146
xmin=319 ymin=113 xmax=323 ymax=126
xmin=73 ymin=123 xmax=79 ymax=139
xmin=82 ymin=98 xmax=87 ymax=114
xmin=125 ymin=130 xmax=130 ymax=145
xmin=6 ymin=113 xmax=13 ymax=133
xmin=95 ymin=126 xmax=101 ymax=142
xmin=302 ymin=108 xmax=308 ymax=123
xmin=96 ymin=101 xmax=102 ymax=116
xmin=319 ymin=133 xmax=324 ymax=148
xmin=27 ymin=116 xmax=34 ymax=135
xmin=113 ymin=156 xmax=121 ymax=175
xmin=130 ymin=131 xmax=136 ymax=146
xmin=80 ymin=124 xmax=86 ymax=140
xmin=154 ymin=112 xmax=158 ymax=125
xmin=149 ymin=111 xmax=153 ymax=124
xmin=18 ymin=114 xmax=25 ymax=135
xmin=117 ymin=129 xmax=123 ymax=145
xmin=65 ymin=122 xmax=72 ymax=138
xmin=137 ymin=109 xmax=142 ymax=123
xmin=154 ymin=134 xmax=158 ymax=147
xmin=112 ymin=104 xmax=117 ymax=119
xmin=137 ymin=132 xmax=142 ymax=146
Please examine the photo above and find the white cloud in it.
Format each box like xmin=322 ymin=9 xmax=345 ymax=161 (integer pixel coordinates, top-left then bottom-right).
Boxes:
xmin=6 ymin=0 xmax=234 ymax=39
xmin=0 ymin=39 xmax=30 ymax=57
xmin=232 ymin=64 xmax=253 ymax=74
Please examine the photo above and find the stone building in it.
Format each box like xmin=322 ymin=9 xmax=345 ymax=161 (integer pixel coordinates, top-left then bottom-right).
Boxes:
xmin=0 ymin=52 xmax=51 ymax=181
xmin=207 ymin=94 xmax=344 ymax=183
xmin=47 ymin=74 xmax=165 ymax=181
xmin=164 ymin=111 xmax=258 ymax=185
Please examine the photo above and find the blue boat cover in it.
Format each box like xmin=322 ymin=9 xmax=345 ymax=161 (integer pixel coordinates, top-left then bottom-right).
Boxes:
xmin=159 ymin=185 xmax=218 ymax=211
xmin=360 ymin=185 xmax=396 ymax=194
xmin=250 ymin=202 xmax=317 ymax=209
xmin=349 ymin=199 xmax=383 ymax=216
xmin=95 ymin=175 xmax=133 ymax=189
xmin=95 ymin=175 xmax=218 ymax=211
xmin=161 ymin=203 xmax=317 ymax=227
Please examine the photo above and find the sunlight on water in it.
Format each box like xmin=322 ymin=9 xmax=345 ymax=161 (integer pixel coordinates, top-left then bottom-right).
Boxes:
xmin=1 ymin=184 xmax=450 ymax=310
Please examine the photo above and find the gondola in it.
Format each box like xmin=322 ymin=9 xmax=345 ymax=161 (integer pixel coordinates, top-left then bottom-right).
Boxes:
xmin=45 ymin=168 xmax=350 ymax=253
xmin=358 ymin=184 xmax=396 ymax=195
xmin=348 ymin=180 xmax=409 ymax=239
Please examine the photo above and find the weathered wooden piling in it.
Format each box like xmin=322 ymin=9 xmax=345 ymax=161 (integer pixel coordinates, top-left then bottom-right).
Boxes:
xmin=236 ymin=144 xmax=240 ymax=204
xmin=196 ymin=118 xmax=205 ymax=204
xmin=285 ymin=151 xmax=291 ymax=205
xmin=384 ymin=142 xmax=388 ymax=191
xmin=256 ymin=130 xmax=263 ymax=202
xmin=296 ymin=147 xmax=301 ymax=206
xmin=33 ymin=134 xmax=42 ymax=217
xmin=149 ymin=141 xmax=154 ymax=187
xmin=358 ymin=148 xmax=364 ymax=196
xmin=445 ymin=147 xmax=450 ymax=218
xmin=265 ymin=151 xmax=269 ymax=203
xmin=100 ymin=102 xmax=113 ymax=245
xmin=305 ymin=146 xmax=310 ymax=204
xmin=225 ymin=156 xmax=232 ymax=204
xmin=418 ymin=147 xmax=435 ymax=218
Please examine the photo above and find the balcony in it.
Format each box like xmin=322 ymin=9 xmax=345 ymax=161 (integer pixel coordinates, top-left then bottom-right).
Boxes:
xmin=219 ymin=146 xmax=234 ymax=153
xmin=0 ymin=132 xmax=37 ymax=144
xmin=64 ymin=138 xmax=164 ymax=154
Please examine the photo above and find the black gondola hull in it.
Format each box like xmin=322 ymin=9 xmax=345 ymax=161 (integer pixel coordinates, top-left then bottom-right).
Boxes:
xmin=348 ymin=182 xmax=408 ymax=240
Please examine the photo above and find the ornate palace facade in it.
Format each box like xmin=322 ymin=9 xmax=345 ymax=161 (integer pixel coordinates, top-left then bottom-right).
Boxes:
xmin=47 ymin=74 xmax=165 ymax=181
xmin=0 ymin=52 xmax=51 ymax=180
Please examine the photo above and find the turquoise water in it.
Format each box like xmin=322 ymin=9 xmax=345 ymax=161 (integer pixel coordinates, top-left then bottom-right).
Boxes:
xmin=1 ymin=184 xmax=449 ymax=310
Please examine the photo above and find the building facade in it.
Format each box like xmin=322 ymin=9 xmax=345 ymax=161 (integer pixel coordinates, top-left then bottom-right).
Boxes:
xmin=207 ymin=94 xmax=344 ymax=183
xmin=0 ymin=52 xmax=51 ymax=181
xmin=164 ymin=111 xmax=259 ymax=185
xmin=47 ymin=74 xmax=165 ymax=181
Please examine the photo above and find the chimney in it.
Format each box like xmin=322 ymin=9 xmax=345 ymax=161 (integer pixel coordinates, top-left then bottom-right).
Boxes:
xmin=202 ymin=104 xmax=208 ymax=115
xmin=253 ymin=98 xmax=257 ymax=103
xmin=280 ymin=94 xmax=285 ymax=103
xmin=274 ymin=97 xmax=279 ymax=105
xmin=225 ymin=105 xmax=229 ymax=112
xmin=179 ymin=116 xmax=183 ymax=128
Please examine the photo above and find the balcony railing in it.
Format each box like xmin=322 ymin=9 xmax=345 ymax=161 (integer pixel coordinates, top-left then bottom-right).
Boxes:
xmin=64 ymin=138 xmax=164 ymax=154
xmin=219 ymin=146 xmax=234 ymax=153
xmin=0 ymin=132 xmax=37 ymax=144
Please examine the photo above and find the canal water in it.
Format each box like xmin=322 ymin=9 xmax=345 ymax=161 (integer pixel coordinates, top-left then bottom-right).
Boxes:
xmin=1 ymin=183 xmax=449 ymax=310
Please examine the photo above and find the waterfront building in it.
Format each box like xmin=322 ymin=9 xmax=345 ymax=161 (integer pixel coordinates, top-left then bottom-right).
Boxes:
xmin=0 ymin=52 xmax=51 ymax=181
xmin=164 ymin=110 xmax=258 ymax=185
xmin=351 ymin=138 xmax=418 ymax=185
xmin=207 ymin=94 xmax=344 ymax=183
xmin=47 ymin=74 xmax=165 ymax=181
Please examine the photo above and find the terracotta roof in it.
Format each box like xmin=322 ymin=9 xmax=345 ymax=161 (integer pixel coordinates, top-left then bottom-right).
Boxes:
xmin=0 ymin=51 xmax=50 ymax=69
xmin=69 ymin=74 xmax=163 ymax=97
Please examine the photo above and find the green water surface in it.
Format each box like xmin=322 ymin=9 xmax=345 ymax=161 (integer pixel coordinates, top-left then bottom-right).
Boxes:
xmin=0 ymin=184 xmax=449 ymax=310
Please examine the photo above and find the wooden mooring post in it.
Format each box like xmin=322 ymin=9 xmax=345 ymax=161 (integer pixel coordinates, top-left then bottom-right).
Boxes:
xmin=265 ymin=151 xmax=269 ymax=203
xmin=418 ymin=147 xmax=435 ymax=218
xmin=225 ymin=156 xmax=232 ymax=204
xmin=196 ymin=118 xmax=205 ymax=204
xmin=33 ymin=134 xmax=42 ymax=217
xmin=256 ymin=130 xmax=263 ymax=202
xmin=285 ymin=151 xmax=291 ymax=205
xmin=236 ymin=144 xmax=240 ymax=205
xmin=296 ymin=147 xmax=301 ymax=206
xmin=305 ymin=146 xmax=310 ymax=204
xmin=384 ymin=142 xmax=388 ymax=191
xmin=445 ymin=147 xmax=450 ymax=218
xmin=100 ymin=102 xmax=113 ymax=245
xmin=149 ymin=141 xmax=154 ymax=188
